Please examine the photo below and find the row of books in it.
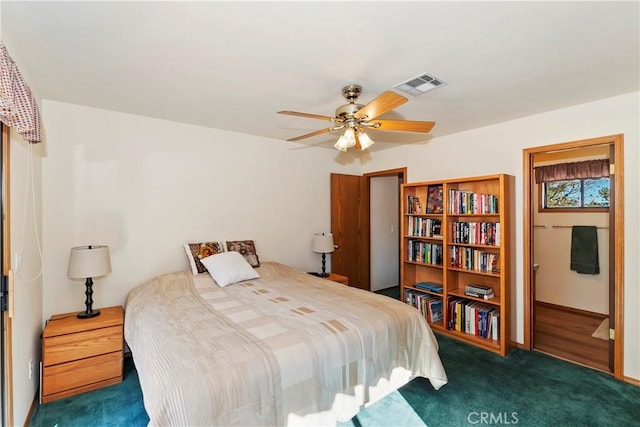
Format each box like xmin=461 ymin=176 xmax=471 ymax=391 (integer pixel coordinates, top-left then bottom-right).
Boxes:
xmin=450 ymin=246 xmax=500 ymax=273
xmin=451 ymin=221 xmax=500 ymax=246
xmin=407 ymin=217 xmax=442 ymax=237
xmin=447 ymin=297 xmax=500 ymax=340
xmin=405 ymin=289 xmax=443 ymax=323
xmin=448 ymin=189 xmax=499 ymax=215
xmin=408 ymin=240 xmax=443 ymax=265
xmin=406 ymin=195 xmax=423 ymax=214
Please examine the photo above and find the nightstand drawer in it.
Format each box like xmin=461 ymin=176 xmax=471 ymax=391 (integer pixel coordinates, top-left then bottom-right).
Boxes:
xmin=43 ymin=325 xmax=123 ymax=367
xmin=42 ymin=351 xmax=123 ymax=397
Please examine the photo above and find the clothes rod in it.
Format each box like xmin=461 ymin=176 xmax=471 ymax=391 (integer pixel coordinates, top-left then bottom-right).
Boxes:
xmin=533 ymin=224 xmax=608 ymax=230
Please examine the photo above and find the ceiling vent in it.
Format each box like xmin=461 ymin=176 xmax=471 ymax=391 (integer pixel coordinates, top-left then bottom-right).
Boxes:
xmin=394 ymin=72 xmax=446 ymax=97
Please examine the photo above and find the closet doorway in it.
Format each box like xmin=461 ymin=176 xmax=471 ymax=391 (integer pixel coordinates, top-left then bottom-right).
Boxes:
xmin=523 ymin=135 xmax=624 ymax=380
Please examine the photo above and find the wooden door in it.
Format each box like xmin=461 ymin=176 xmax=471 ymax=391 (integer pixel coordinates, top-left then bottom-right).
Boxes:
xmin=330 ymin=173 xmax=369 ymax=290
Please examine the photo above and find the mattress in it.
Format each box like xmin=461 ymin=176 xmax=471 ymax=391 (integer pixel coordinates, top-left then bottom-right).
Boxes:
xmin=124 ymin=262 xmax=447 ymax=426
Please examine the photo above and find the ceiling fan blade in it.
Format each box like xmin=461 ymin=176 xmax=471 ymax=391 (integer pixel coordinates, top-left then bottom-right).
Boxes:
xmin=278 ymin=110 xmax=335 ymax=121
xmin=286 ymin=127 xmax=333 ymax=142
xmin=354 ymin=91 xmax=408 ymax=121
xmin=374 ymin=119 xmax=436 ymax=133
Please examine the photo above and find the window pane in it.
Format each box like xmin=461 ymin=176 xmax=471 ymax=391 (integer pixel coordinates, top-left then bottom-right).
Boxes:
xmin=545 ymin=180 xmax=581 ymax=208
xmin=584 ymin=178 xmax=610 ymax=207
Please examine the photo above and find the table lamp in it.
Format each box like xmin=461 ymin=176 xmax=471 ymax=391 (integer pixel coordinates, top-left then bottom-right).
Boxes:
xmin=312 ymin=233 xmax=334 ymax=277
xmin=67 ymin=245 xmax=111 ymax=319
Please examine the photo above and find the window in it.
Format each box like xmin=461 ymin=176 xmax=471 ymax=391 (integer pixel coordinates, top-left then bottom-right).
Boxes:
xmin=542 ymin=177 xmax=609 ymax=210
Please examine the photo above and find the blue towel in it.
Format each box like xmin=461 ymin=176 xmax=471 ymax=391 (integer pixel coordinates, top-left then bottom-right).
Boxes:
xmin=570 ymin=226 xmax=599 ymax=274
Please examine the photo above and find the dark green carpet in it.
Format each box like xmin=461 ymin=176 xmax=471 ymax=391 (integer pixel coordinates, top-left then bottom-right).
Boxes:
xmin=375 ymin=285 xmax=401 ymax=299
xmin=345 ymin=334 xmax=640 ymax=426
xmin=29 ymin=333 xmax=639 ymax=427
xmin=29 ymin=357 xmax=148 ymax=427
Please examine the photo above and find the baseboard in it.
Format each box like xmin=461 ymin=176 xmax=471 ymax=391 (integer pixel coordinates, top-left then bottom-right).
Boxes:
xmin=23 ymin=389 xmax=38 ymax=427
xmin=535 ymin=300 xmax=607 ymax=319
xmin=624 ymin=376 xmax=640 ymax=387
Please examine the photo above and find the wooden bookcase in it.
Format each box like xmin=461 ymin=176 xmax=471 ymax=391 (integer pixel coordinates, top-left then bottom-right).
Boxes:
xmin=400 ymin=174 xmax=514 ymax=356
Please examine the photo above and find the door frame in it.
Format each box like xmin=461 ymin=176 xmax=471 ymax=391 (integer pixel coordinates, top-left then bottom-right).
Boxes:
xmin=522 ymin=134 xmax=624 ymax=380
xmin=330 ymin=167 xmax=406 ymax=291
xmin=364 ymin=168 xmax=406 ymax=291
xmin=1 ymin=123 xmax=13 ymax=426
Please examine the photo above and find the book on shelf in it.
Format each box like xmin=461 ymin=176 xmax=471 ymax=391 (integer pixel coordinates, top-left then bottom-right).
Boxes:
xmin=447 ymin=297 xmax=499 ymax=340
xmin=465 ymin=291 xmax=495 ymax=300
xmin=426 ymin=185 xmax=444 ymax=214
xmin=426 ymin=298 xmax=443 ymax=322
xmin=465 ymin=284 xmax=493 ymax=294
xmin=407 ymin=217 xmax=442 ymax=238
xmin=415 ymin=282 xmax=443 ymax=293
xmin=404 ymin=288 xmax=442 ymax=323
xmin=407 ymin=195 xmax=422 ymax=214
xmin=407 ymin=240 xmax=443 ymax=265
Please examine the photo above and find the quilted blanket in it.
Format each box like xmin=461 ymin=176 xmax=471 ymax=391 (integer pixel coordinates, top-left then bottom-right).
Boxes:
xmin=124 ymin=262 xmax=447 ymax=426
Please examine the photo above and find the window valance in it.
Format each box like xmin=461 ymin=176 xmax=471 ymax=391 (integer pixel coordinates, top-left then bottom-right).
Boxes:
xmin=534 ymin=159 xmax=609 ymax=184
xmin=0 ymin=42 xmax=41 ymax=143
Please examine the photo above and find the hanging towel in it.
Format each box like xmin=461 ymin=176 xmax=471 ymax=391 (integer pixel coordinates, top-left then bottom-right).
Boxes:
xmin=570 ymin=226 xmax=599 ymax=274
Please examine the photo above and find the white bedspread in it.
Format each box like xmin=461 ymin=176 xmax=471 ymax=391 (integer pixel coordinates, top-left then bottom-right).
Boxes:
xmin=124 ymin=262 xmax=447 ymax=426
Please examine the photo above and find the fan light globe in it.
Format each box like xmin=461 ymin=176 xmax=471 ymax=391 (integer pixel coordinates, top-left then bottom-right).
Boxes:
xmin=358 ymin=131 xmax=375 ymax=150
xmin=335 ymin=128 xmax=356 ymax=151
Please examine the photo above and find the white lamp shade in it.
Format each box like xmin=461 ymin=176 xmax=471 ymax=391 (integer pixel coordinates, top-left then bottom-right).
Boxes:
xmin=312 ymin=233 xmax=335 ymax=254
xmin=67 ymin=245 xmax=111 ymax=279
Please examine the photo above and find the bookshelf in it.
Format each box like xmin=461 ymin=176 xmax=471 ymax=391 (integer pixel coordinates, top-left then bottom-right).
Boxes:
xmin=400 ymin=174 xmax=514 ymax=356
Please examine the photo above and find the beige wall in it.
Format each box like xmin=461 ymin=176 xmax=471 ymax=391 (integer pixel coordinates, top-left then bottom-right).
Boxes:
xmin=361 ymin=91 xmax=640 ymax=380
xmin=9 ymin=128 xmax=43 ymax=426
xmin=40 ymin=100 xmax=361 ymax=320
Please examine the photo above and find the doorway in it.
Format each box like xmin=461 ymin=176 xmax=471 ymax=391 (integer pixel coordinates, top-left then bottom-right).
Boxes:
xmin=523 ymin=134 xmax=624 ymax=380
xmin=330 ymin=168 xmax=406 ymax=291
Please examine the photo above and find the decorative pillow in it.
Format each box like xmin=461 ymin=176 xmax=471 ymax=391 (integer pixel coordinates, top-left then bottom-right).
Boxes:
xmin=184 ymin=242 xmax=226 ymax=275
xmin=200 ymin=251 xmax=260 ymax=287
xmin=226 ymin=240 xmax=260 ymax=267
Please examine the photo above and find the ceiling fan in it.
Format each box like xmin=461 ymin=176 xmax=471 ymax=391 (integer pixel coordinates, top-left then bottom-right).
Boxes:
xmin=278 ymin=84 xmax=435 ymax=151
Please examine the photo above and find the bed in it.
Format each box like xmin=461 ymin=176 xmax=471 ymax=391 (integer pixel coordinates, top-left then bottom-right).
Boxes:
xmin=124 ymin=260 xmax=448 ymax=426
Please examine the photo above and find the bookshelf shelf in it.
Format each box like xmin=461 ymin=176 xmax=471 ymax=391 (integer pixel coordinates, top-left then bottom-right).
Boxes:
xmin=447 ymin=267 xmax=501 ymax=277
xmin=401 ymin=174 xmax=514 ymax=356
xmin=447 ymin=289 xmax=501 ymax=306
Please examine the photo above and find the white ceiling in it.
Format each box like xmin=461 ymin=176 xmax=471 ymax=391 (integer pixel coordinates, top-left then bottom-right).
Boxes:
xmin=2 ymin=1 xmax=639 ymax=152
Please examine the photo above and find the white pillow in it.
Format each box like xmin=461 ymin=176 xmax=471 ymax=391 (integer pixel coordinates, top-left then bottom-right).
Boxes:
xmin=200 ymin=251 xmax=259 ymax=287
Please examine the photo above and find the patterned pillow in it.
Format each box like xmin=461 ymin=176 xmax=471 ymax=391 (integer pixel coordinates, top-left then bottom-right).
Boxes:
xmin=225 ymin=240 xmax=260 ymax=267
xmin=184 ymin=242 xmax=226 ymax=275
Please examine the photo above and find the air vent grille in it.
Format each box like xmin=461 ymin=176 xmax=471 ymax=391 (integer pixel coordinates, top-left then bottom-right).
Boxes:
xmin=394 ymin=72 xmax=446 ymax=97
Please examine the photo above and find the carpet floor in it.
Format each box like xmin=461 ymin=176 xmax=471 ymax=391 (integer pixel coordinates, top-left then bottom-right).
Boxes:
xmin=29 ymin=330 xmax=639 ymax=426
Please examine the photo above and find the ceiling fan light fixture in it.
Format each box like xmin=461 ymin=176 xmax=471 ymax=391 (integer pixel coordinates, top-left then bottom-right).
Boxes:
xmin=334 ymin=127 xmax=356 ymax=151
xmin=279 ymin=84 xmax=435 ymax=150
xmin=357 ymin=131 xmax=374 ymax=150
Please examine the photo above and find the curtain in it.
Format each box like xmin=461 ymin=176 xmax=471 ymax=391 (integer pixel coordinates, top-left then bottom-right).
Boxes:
xmin=0 ymin=42 xmax=41 ymax=143
xmin=534 ymin=159 xmax=609 ymax=184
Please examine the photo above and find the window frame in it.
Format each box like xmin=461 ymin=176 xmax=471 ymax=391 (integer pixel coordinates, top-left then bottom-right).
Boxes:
xmin=537 ymin=177 xmax=610 ymax=213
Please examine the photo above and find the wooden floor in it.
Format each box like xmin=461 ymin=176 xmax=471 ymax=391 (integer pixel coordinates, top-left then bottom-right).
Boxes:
xmin=534 ymin=302 xmax=610 ymax=373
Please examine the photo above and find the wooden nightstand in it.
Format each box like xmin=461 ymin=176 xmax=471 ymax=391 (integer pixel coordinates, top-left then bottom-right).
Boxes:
xmin=41 ymin=305 xmax=124 ymax=403
xmin=327 ymin=272 xmax=349 ymax=286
